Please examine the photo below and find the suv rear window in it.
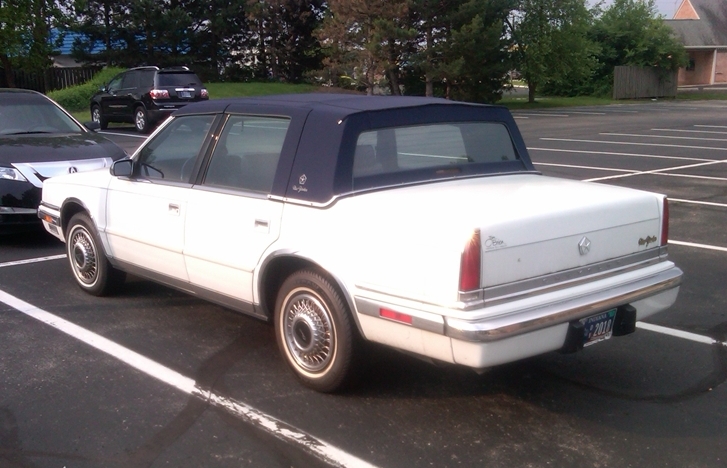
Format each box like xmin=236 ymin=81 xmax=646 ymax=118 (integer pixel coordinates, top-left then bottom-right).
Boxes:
xmin=353 ymin=122 xmax=518 ymax=179
xmin=156 ymin=73 xmax=203 ymax=87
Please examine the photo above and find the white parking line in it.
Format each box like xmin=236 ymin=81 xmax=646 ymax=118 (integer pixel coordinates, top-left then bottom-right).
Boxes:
xmin=564 ymin=160 xmax=724 ymax=183
xmin=670 ymin=198 xmax=727 ymax=208
xmin=636 ymin=322 xmax=725 ymax=346
xmin=669 ymin=240 xmax=727 ymax=253
xmin=99 ymin=131 xmax=148 ymax=139
xmin=534 ymin=162 xmax=636 ymax=173
xmin=0 ymin=254 xmax=66 ymax=268
xmin=695 ymin=125 xmax=727 ymax=129
xmin=514 ymin=113 xmax=569 ymax=117
xmin=601 ymin=132 xmax=727 ymax=142
xmin=0 ymin=289 xmax=378 ymax=468
xmin=541 ymin=137 xmax=727 ymax=152
xmin=528 ymin=147 xmax=717 ymax=163
xmin=652 ymin=128 xmax=727 ymax=135
xmin=563 ymin=111 xmax=607 ymax=115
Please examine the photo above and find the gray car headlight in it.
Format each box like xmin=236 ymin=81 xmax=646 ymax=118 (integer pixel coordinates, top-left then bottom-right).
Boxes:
xmin=0 ymin=167 xmax=28 ymax=182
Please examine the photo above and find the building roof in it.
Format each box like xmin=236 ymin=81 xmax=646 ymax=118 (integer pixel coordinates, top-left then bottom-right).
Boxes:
xmin=665 ymin=0 xmax=727 ymax=48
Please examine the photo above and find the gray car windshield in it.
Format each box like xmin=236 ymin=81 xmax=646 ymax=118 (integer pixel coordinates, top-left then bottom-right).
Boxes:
xmin=0 ymin=100 xmax=82 ymax=135
xmin=353 ymin=122 xmax=518 ymax=179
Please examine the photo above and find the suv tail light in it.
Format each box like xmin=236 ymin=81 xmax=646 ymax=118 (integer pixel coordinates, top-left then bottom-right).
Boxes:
xmin=661 ymin=197 xmax=669 ymax=246
xmin=150 ymin=89 xmax=169 ymax=99
xmin=201 ymin=88 xmax=209 ymax=98
xmin=459 ymin=230 xmax=481 ymax=292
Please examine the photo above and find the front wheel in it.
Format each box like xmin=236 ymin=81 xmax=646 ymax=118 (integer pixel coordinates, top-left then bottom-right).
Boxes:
xmin=91 ymin=105 xmax=108 ymax=130
xmin=274 ymin=270 xmax=358 ymax=392
xmin=66 ymin=213 xmax=126 ymax=296
xmin=134 ymin=106 xmax=150 ymax=133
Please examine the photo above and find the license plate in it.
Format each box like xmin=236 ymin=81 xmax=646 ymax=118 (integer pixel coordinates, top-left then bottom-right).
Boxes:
xmin=581 ymin=309 xmax=616 ymax=347
xmin=179 ymin=91 xmax=192 ymax=98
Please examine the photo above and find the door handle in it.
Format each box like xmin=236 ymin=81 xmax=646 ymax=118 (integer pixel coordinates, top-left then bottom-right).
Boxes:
xmin=254 ymin=219 xmax=269 ymax=232
xmin=168 ymin=204 xmax=180 ymax=216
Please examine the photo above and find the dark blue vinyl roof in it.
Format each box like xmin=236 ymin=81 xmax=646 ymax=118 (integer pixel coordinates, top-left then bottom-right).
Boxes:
xmin=174 ymin=94 xmax=534 ymax=204
xmin=176 ymin=93 xmax=487 ymax=117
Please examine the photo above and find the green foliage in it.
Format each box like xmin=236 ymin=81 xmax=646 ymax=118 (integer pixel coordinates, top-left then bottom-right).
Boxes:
xmin=47 ymin=67 xmax=124 ymax=111
xmin=587 ymin=0 xmax=687 ymax=95
xmin=507 ymin=0 xmax=597 ymax=102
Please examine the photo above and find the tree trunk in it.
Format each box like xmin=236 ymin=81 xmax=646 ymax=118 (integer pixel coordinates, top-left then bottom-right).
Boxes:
xmin=1 ymin=55 xmax=15 ymax=88
xmin=386 ymin=39 xmax=401 ymax=95
xmin=528 ymin=82 xmax=536 ymax=103
xmin=425 ymin=26 xmax=433 ymax=97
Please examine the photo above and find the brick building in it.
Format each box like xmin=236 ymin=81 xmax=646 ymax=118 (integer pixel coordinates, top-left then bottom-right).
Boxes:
xmin=666 ymin=0 xmax=727 ymax=86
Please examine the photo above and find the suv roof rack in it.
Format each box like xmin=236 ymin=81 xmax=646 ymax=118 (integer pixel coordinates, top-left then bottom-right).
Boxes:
xmin=160 ymin=66 xmax=191 ymax=72
xmin=130 ymin=66 xmax=160 ymax=71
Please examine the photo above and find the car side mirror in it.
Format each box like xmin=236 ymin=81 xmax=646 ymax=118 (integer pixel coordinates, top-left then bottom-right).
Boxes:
xmin=111 ymin=159 xmax=133 ymax=177
xmin=84 ymin=121 xmax=100 ymax=131
xmin=100 ymin=85 xmax=108 ymax=93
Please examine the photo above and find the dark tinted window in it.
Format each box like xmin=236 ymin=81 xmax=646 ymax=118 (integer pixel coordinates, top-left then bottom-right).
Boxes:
xmin=0 ymin=94 xmax=82 ymax=135
xmin=121 ymin=71 xmax=138 ymax=89
xmin=136 ymin=115 xmax=215 ymax=182
xmin=139 ymin=70 xmax=156 ymax=88
xmin=204 ymin=115 xmax=290 ymax=193
xmin=157 ymin=72 xmax=203 ymax=87
xmin=107 ymin=74 xmax=123 ymax=92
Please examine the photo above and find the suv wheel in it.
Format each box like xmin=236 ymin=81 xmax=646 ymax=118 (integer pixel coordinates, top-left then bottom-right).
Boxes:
xmin=91 ymin=105 xmax=108 ymax=130
xmin=134 ymin=106 xmax=150 ymax=133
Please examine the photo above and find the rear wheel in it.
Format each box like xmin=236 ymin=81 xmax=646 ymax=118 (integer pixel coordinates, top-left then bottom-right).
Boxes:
xmin=274 ymin=269 xmax=357 ymax=392
xmin=91 ymin=105 xmax=108 ymax=130
xmin=134 ymin=106 xmax=150 ymax=133
xmin=66 ymin=213 xmax=126 ymax=296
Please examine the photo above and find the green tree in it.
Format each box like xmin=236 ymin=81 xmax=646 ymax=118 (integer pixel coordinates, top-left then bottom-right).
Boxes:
xmin=246 ymin=0 xmax=324 ymax=82
xmin=317 ymin=0 xmax=414 ymax=95
xmin=589 ymin=0 xmax=686 ymax=95
xmin=506 ymin=0 xmax=596 ymax=102
xmin=440 ymin=0 xmax=514 ymax=102
xmin=1 ymin=0 xmax=65 ymax=86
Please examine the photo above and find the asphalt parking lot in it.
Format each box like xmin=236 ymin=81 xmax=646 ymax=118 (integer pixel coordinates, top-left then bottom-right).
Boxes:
xmin=1 ymin=100 xmax=726 ymax=467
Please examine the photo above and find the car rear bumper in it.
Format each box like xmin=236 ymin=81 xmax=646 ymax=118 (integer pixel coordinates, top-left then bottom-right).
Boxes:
xmin=353 ymin=260 xmax=682 ymax=368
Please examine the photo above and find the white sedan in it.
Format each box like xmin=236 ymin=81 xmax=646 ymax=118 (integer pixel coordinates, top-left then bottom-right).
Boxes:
xmin=38 ymin=94 xmax=682 ymax=392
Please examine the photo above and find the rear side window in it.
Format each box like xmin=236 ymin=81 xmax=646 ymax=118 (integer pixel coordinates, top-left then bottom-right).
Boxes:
xmin=353 ymin=122 xmax=517 ymax=179
xmin=203 ymin=115 xmax=290 ymax=193
xmin=120 ymin=71 xmax=138 ymax=89
xmin=157 ymin=73 xmax=203 ymax=87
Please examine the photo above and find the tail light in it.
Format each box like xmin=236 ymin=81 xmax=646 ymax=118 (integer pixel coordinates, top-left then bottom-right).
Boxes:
xmin=661 ymin=197 xmax=669 ymax=246
xmin=201 ymin=88 xmax=209 ymax=98
xmin=459 ymin=230 xmax=481 ymax=291
xmin=149 ymin=89 xmax=169 ymax=99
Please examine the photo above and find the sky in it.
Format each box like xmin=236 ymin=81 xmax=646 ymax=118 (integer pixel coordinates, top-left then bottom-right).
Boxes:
xmin=594 ymin=0 xmax=682 ymax=17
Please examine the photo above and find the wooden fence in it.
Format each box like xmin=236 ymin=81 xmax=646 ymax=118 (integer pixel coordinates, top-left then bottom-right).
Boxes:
xmin=613 ymin=66 xmax=678 ymax=99
xmin=0 ymin=66 xmax=101 ymax=93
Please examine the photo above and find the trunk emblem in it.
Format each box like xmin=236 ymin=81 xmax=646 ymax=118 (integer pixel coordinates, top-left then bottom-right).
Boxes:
xmin=578 ymin=237 xmax=591 ymax=256
xmin=68 ymin=166 xmax=78 ymax=174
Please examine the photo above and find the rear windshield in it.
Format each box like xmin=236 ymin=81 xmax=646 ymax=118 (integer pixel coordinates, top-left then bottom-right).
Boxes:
xmin=156 ymin=72 xmax=203 ymax=87
xmin=353 ymin=122 xmax=518 ymax=180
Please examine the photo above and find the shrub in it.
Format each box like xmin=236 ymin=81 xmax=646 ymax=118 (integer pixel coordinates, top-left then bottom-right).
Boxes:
xmin=47 ymin=67 xmax=125 ymax=112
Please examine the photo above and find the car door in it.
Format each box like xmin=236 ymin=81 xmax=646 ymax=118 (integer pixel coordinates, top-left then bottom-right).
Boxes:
xmin=183 ymin=114 xmax=292 ymax=304
xmin=104 ymin=114 xmax=217 ymax=281
xmin=100 ymin=73 xmax=124 ymax=118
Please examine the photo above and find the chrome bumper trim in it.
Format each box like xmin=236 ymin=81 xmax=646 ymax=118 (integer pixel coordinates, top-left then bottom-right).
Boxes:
xmin=458 ymin=247 xmax=669 ymax=310
xmin=445 ymin=266 xmax=682 ymax=343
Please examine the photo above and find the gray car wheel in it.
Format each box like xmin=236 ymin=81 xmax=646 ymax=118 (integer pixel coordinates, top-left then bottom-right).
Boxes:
xmin=134 ymin=106 xmax=150 ymax=133
xmin=66 ymin=213 xmax=126 ymax=296
xmin=274 ymin=269 xmax=358 ymax=392
xmin=91 ymin=105 xmax=108 ymax=130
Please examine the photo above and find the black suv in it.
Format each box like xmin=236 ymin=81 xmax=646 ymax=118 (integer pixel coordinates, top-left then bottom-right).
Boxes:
xmin=90 ymin=66 xmax=209 ymax=133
